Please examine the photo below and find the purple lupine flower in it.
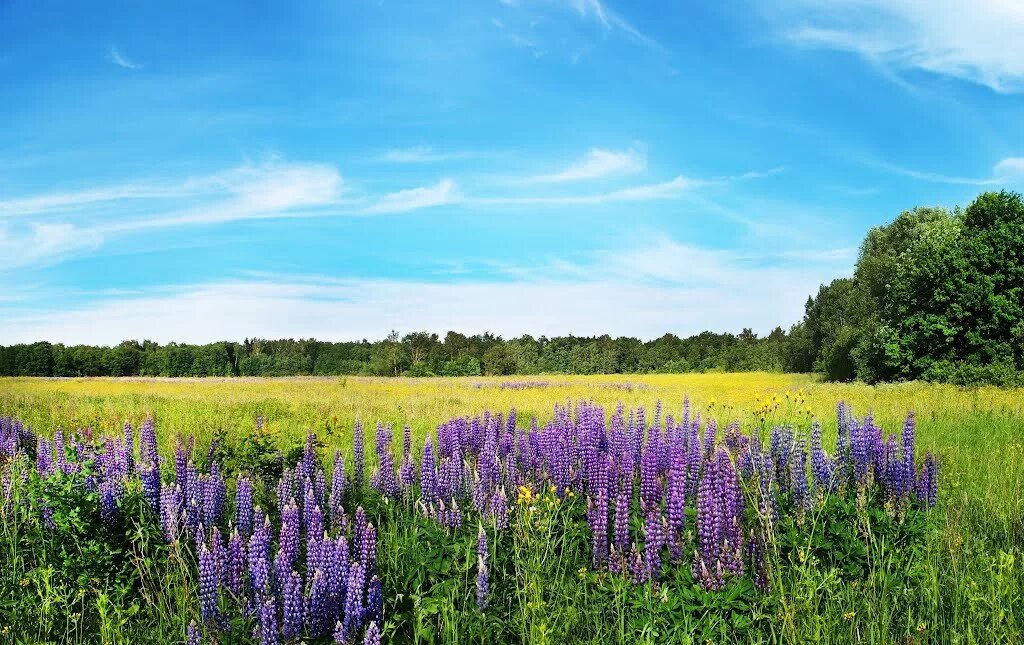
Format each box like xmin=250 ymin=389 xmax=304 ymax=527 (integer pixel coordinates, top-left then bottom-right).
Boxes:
xmin=304 ymin=567 xmax=331 ymax=637
xmin=279 ymin=499 xmax=301 ymax=567
xmin=235 ymin=476 xmax=254 ymax=538
xmin=140 ymin=417 xmax=158 ymax=465
xmin=809 ymin=422 xmax=833 ymax=494
xmin=748 ymin=528 xmax=770 ymax=592
xmin=363 ymin=621 xmax=382 ymax=645
xmin=490 ymin=485 xmax=509 ymax=530
xmin=359 ymin=522 xmax=377 ymax=579
xmin=420 ymin=437 xmax=438 ymax=510
xmin=666 ymin=441 xmax=687 ymax=564
xmin=720 ymin=450 xmax=744 ymax=577
xmin=99 ymin=480 xmax=119 ymax=526
xmin=257 ymin=595 xmax=279 ymax=645
xmin=248 ymin=512 xmax=272 ymax=595
xmin=198 ymin=542 xmax=219 ymax=624
xmin=917 ymin=452 xmax=938 ymax=508
xmin=334 ymin=621 xmax=345 ymax=644
xmin=627 ymin=542 xmax=646 ymax=585
xmin=160 ymin=483 xmax=184 ymax=542
xmin=343 ymin=561 xmax=366 ymax=640
xmin=36 ymin=437 xmax=53 ymax=478
xmin=613 ymin=476 xmax=630 ymax=555
xmin=329 ymin=450 xmax=347 ymax=529
xmin=902 ymin=412 xmax=916 ymax=499
xmin=639 ymin=440 xmax=661 ymax=513
xmin=226 ymin=528 xmax=246 ymax=601
xmin=203 ymin=463 xmax=227 ymax=527
xmin=352 ymin=421 xmax=365 ymax=490
xmin=365 ymin=575 xmax=382 ymax=627
xmin=140 ymin=461 xmax=161 ymax=513
xmin=476 ymin=525 xmax=489 ymax=610
xmin=282 ymin=568 xmax=304 ymax=640
xmin=643 ymin=509 xmax=663 ymax=581
xmin=186 ymin=620 xmax=201 ymax=645
xmin=694 ymin=450 xmax=724 ymax=591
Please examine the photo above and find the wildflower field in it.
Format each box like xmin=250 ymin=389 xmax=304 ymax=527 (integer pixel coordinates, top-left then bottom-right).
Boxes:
xmin=1 ymin=373 xmax=1022 ymax=644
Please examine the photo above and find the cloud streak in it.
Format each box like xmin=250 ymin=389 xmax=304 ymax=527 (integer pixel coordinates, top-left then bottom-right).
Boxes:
xmin=0 ymin=234 xmax=851 ymax=344
xmin=530 ymin=147 xmax=646 ymax=183
xmin=775 ymin=0 xmax=1024 ymax=92
xmin=108 ymin=46 xmax=143 ymax=70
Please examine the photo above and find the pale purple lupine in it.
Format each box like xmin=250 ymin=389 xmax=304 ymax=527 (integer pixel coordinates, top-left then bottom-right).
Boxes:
xmin=329 ymin=450 xmax=347 ymax=529
xmin=363 ymin=621 xmax=382 ymax=645
xmin=352 ymin=421 xmax=365 ymax=490
xmin=247 ymin=512 xmax=272 ymax=596
xmin=235 ymin=476 xmax=254 ymax=538
xmin=476 ymin=525 xmax=489 ymax=610
xmin=666 ymin=442 xmax=687 ymax=563
xmin=282 ymin=569 xmax=304 ymax=639
xmin=198 ymin=542 xmax=219 ymax=624
xmin=257 ymin=595 xmax=279 ymax=645
xmin=226 ymin=528 xmax=246 ymax=601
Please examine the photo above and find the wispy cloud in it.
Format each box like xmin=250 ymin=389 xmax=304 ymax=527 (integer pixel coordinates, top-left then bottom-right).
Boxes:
xmin=0 ymin=222 xmax=103 ymax=269
xmin=363 ymin=179 xmax=460 ymax=214
xmin=871 ymin=156 xmax=1024 ymax=185
xmin=475 ymin=175 xmax=696 ymax=206
xmin=530 ymin=147 xmax=646 ymax=183
xmin=373 ymin=146 xmax=478 ymax=164
xmin=107 ymin=46 xmax=143 ymax=70
xmin=0 ymin=235 xmax=849 ymax=344
xmin=569 ymin=0 xmax=665 ymax=53
xmin=774 ymin=0 xmax=1024 ymax=93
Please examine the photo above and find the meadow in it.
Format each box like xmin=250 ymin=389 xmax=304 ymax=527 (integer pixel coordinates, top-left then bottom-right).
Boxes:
xmin=2 ymin=373 xmax=1023 ymax=643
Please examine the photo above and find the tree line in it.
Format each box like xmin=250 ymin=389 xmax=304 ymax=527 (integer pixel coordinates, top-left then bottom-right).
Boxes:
xmin=2 ymin=191 xmax=1022 ymax=383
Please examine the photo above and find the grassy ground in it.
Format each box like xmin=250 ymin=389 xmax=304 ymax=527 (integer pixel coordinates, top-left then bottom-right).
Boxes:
xmin=2 ymin=373 xmax=1023 ymax=643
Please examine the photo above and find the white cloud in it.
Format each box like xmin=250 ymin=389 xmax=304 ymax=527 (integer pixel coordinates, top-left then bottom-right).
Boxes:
xmin=0 ymin=239 xmax=845 ymax=344
xmin=363 ymin=179 xmax=460 ymax=214
xmin=475 ymin=175 xmax=696 ymax=205
xmin=872 ymin=156 xmax=1024 ymax=185
xmin=0 ymin=222 xmax=102 ymax=269
xmin=531 ymin=147 xmax=647 ymax=182
xmin=373 ymin=146 xmax=475 ymax=164
xmin=108 ymin=46 xmax=143 ymax=70
xmin=993 ymin=157 xmax=1024 ymax=181
xmin=776 ymin=1 xmax=1024 ymax=92
xmin=569 ymin=0 xmax=664 ymax=53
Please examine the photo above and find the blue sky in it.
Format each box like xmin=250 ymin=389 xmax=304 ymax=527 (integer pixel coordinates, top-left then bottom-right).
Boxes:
xmin=2 ymin=0 xmax=1023 ymax=344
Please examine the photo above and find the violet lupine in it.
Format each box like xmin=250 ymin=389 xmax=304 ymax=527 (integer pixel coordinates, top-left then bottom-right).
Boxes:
xmin=400 ymin=425 xmax=416 ymax=493
xmin=363 ymin=621 xmax=382 ymax=645
xmin=666 ymin=443 xmax=687 ymax=564
xmin=279 ymin=499 xmax=301 ymax=567
xmin=352 ymin=421 xmax=365 ymax=490
xmin=902 ymin=412 xmax=916 ymax=499
xmin=588 ymin=455 xmax=610 ymax=567
xmin=490 ymin=486 xmax=509 ymax=530
xmin=476 ymin=525 xmax=490 ymax=610
xmin=282 ymin=569 xmax=305 ymax=642
xmin=371 ymin=423 xmax=399 ymax=499
xmin=613 ymin=477 xmax=631 ymax=555
xmin=248 ymin=513 xmax=272 ymax=596
xmin=343 ymin=561 xmax=366 ymax=640
xmin=258 ymin=595 xmax=279 ymax=645
xmin=187 ymin=621 xmax=201 ymax=645
xmin=643 ymin=509 xmax=664 ymax=581
xmin=198 ymin=542 xmax=219 ymax=624
xmin=226 ymin=529 xmax=246 ymax=600
xmin=329 ymin=450 xmax=347 ymax=529
xmin=36 ymin=437 xmax=53 ymax=478
xmin=747 ymin=528 xmax=770 ymax=592
xmin=305 ymin=568 xmax=330 ymax=637
xmin=160 ymin=483 xmax=184 ymax=542
xmin=420 ymin=437 xmax=438 ymax=510
xmin=235 ymin=476 xmax=254 ymax=538
xmin=720 ymin=451 xmax=744 ymax=576
xmin=810 ymin=422 xmax=833 ymax=494
xmin=694 ymin=451 xmax=724 ymax=591
xmin=366 ymin=575 xmax=383 ymax=626
xmin=203 ymin=463 xmax=226 ymax=527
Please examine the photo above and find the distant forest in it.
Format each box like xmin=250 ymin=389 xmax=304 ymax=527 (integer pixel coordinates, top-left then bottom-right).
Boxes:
xmin=3 ymin=191 xmax=1023 ymax=384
